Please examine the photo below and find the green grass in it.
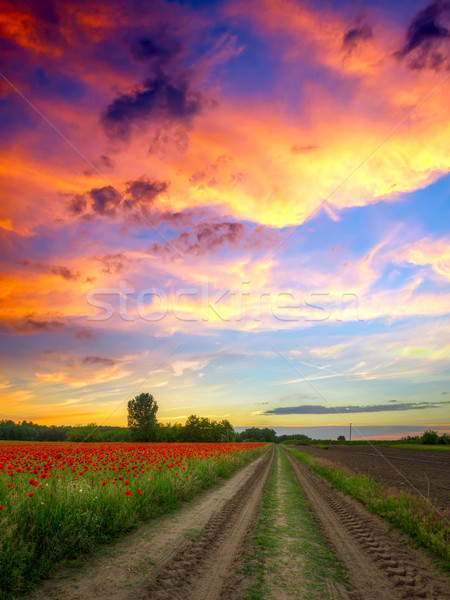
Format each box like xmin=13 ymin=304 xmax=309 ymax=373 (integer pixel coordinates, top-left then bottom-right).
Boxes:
xmin=235 ymin=461 xmax=277 ymax=600
xmin=285 ymin=446 xmax=450 ymax=568
xmin=381 ymin=443 xmax=450 ymax=451
xmin=236 ymin=447 xmax=344 ymax=599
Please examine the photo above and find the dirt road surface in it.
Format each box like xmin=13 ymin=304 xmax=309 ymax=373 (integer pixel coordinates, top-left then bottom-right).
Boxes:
xmin=282 ymin=447 xmax=450 ymax=600
xmin=137 ymin=447 xmax=274 ymax=600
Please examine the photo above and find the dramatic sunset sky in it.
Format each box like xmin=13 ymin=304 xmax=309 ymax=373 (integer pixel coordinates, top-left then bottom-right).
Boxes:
xmin=1 ymin=0 xmax=449 ymax=438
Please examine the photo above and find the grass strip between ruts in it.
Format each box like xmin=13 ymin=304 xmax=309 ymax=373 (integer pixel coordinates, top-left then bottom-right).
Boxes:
xmin=236 ymin=446 xmax=344 ymax=600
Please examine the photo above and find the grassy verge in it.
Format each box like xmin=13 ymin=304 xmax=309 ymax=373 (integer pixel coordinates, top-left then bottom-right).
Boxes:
xmin=285 ymin=446 xmax=450 ymax=568
xmin=0 ymin=445 xmax=266 ymax=600
xmin=236 ymin=447 xmax=344 ymax=599
xmin=381 ymin=444 xmax=450 ymax=452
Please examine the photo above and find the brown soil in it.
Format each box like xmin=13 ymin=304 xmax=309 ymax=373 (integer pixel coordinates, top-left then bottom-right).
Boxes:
xmin=282 ymin=447 xmax=450 ymax=600
xmin=293 ymin=444 xmax=450 ymax=510
xmin=136 ymin=447 xmax=274 ymax=600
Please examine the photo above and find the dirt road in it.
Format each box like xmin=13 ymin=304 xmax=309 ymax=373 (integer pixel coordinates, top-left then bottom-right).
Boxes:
xmin=27 ymin=446 xmax=449 ymax=600
xmin=282 ymin=447 xmax=450 ymax=600
xmin=137 ymin=447 xmax=274 ymax=600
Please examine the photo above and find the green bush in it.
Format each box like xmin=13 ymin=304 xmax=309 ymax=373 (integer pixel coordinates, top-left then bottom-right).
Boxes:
xmin=421 ymin=430 xmax=439 ymax=445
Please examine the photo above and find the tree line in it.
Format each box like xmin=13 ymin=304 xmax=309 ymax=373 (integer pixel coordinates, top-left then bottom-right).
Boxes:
xmin=234 ymin=427 xmax=311 ymax=443
xmin=1 ymin=393 xmax=314 ymax=444
xmin=0 ymin=393 xmax=235 ymax=443
xmin=401 ymin=430 xmax=450 ymax=445
xmin=0 ymin=416 xmax=235 ymax=443
xmin=0 ymin=420 xmax=133 ymax=442
xmin=0 ymin=420 xmax=70 ymax=441
xmin=0 ymin=417 xmax=313 ymax=444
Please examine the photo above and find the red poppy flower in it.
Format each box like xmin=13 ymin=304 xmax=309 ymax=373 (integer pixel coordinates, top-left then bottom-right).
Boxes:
xmin=137 ymin=489 xmax=142 ymax=494
xmin=28 ymin=492 xmax=34 ymax=497
xmin=125 ymin=490 xmax=132 ymax=496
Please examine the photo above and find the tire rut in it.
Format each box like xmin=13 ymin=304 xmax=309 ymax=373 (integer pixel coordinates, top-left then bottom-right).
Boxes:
xmin=282 ymin=448 xmax=450 ymax=600
xmin=133 ymin=448 xmax=275 ymax=600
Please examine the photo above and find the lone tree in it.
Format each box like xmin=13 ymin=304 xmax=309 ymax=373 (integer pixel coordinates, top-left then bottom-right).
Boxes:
xmin=127 ymin=393 xmax=158 ymax=442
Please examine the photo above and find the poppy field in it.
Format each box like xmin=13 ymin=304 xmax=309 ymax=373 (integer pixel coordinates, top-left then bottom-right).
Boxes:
xmin=0 ymin=441 xmax=266 ymax=599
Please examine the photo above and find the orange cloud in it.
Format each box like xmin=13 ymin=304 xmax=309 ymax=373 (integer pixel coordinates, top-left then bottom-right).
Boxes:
xmin=0 ymin=4 xmax=62 ymax=56
xmin=34 ymin=366 xmax=132 ymax=388
xmin=1 ymin=0 xmax=448 ymax=240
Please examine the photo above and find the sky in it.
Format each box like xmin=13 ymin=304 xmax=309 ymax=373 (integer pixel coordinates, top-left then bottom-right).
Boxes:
xmin=0 ymin=0 xmax=449 ymax=438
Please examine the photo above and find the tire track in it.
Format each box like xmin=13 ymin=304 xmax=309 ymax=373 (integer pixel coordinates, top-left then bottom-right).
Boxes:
xmin=133 ymin=448 xmax=275 ymax=600
xmin=282 ymin=447 xmax=450 ymax=600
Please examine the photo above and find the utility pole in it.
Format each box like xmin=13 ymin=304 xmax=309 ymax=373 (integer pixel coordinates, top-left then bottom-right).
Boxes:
xmin=349 ymin=423 xmax=352 ymax=442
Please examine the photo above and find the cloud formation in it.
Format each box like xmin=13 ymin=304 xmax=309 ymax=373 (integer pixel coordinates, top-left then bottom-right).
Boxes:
xmin=68 ymin=178 xmax=169 ymax=220
xmin=130 ymin=32 xmax=182 ymax=64
xmin=90 ymin=186 xmax=122 ymax=216
xmin=81 ymin=355 xmax=117 ymax=367
xmin=102 ymin=75 xmax=204 ymax=140
xmin=264 ymin=402 xmax=447 ymax=415
xmin=125 ymin=178 xmax=169 ymax=204
xmin=342 ymin=23 xmax=373 ymax=53
xmin=397 ymin=0 xmax=450 ymax=69
xmin=148 ymin=222 xmax=279 ymax=256
xmin=0 ymin=315 xmax=94 ymax=339
xmin=18 ymin=260 xmax=80 ymax=281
